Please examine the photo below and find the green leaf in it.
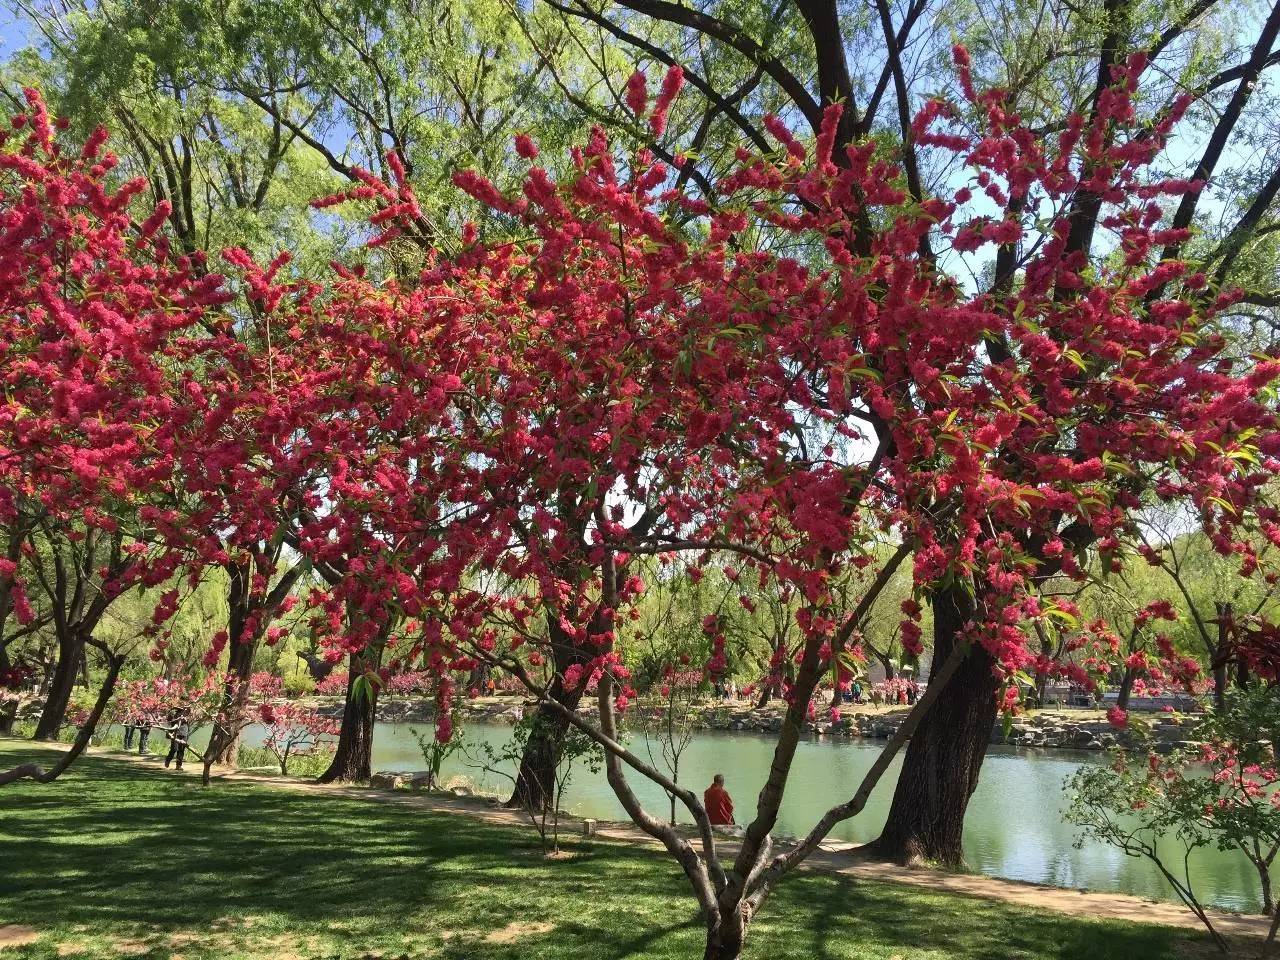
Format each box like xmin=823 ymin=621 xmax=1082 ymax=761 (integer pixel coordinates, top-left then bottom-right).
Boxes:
xmin=352 ymin=673 xmax=373 ymax=705
xmin=1044 ymin=606 xmax=1079 ymax=629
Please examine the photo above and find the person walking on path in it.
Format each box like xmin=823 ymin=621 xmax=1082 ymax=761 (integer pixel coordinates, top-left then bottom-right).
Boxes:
xmin=164 ymin=713 xmax=191 ymax=770
xmin=704 ymin=773 xmax=735 ymax=826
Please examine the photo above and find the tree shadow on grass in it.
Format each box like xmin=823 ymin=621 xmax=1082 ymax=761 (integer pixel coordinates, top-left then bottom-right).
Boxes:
xmin=0 ymin=749 xmax=1200 ymax=960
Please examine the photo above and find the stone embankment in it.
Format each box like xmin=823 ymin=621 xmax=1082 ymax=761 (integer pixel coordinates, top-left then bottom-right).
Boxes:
xmin=314 ymin=694 xmax=1201 ymax=753
xmin=844 ymin=708 xmax=1198 ymax=751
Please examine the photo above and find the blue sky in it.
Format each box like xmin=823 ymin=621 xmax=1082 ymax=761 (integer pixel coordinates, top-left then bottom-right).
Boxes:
xmin=0 ymin=8 xmax=33 ymax=62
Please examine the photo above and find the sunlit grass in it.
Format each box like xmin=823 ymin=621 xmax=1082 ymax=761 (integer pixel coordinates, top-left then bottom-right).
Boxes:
xmin=0 ymin=744 xmax=1203 ymax=959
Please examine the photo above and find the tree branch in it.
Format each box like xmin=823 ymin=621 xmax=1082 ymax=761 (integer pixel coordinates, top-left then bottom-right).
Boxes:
xmin=0 ymin=652 xmax=125 ymax=788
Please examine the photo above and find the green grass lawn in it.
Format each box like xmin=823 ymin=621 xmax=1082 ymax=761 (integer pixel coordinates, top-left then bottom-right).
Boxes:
xmin=0 ymin=745 xmax=1205 ymax=960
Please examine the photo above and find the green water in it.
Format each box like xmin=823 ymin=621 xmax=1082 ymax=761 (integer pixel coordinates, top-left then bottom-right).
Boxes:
xmin=383 ymin=723 xmax=1266 ymax=913
xmin=188 ymin=720 xmax=1265 ymax=912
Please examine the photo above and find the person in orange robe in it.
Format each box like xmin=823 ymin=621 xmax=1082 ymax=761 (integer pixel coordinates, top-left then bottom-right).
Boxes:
xmin=704 ymin=773 xmax=735 ymax=825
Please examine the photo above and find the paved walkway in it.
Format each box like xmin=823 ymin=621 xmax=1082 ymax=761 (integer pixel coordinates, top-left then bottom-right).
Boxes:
xmin=9 ymin=740 xmax=1274 ymax=941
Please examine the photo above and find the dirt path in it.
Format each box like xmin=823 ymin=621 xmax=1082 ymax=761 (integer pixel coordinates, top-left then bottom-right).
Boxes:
xmin=7 ymin=740 xmax=1273 ymax=942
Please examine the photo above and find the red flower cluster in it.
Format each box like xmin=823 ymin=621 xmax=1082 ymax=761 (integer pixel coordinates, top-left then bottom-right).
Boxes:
xmin=4 ymin=46 xmax=1278 ymax=745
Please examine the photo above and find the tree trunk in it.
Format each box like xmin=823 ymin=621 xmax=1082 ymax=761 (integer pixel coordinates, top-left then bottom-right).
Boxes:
xmin=508 ymin=676 xmax=584 ymax=811
xmin=1218 ymin=601 xmax=1249 ymax=691
xmin=1033 ymin=624 xmax=1055 ymax=708
xmin=205 ymin=563 xmax=257 ymax=766
xmin=317 ymin=650 xmax=381 ymax=784
xmin=1213 ymin=602 xmax=1231 ymax=711
xmin=1116 ymin=665 xmax=1136 ymax=711
xmin=1211 ymin=662 xmax=1228 ymax=711
xmin=1 ymin=652 xmax=124 ymax=787
xmin=867 ymin=585 xmax=998 ymax=867
xmin=204 ymin=630 xmax=258 ymax=765
xmin=878 ymin=653 xmax=895 ymax=681
xmin=1236 ymin=658 xmax=1251 ymax=690
xmin=703 ymin=910 xmax=746 ymax=960
xmin=33 ymin=633 xmax=84 ymax=740
xmin=507 ymin=614 xmax=592 ymax=811
xmin=755 ymin=679 xmax=779 ymax=709
xmin=1265 ymin=903 xmax=1280 ymax=956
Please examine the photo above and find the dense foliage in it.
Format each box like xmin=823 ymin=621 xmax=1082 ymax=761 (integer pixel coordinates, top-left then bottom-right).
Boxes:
xmin=3 ymin=0 xmax=1280 ymax=956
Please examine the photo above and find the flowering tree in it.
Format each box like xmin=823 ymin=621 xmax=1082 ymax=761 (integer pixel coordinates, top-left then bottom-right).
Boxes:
xmin=1069 ymin=687 xmax=1280 ymax=953
xmin=282 ymin=49 xmax=1280 ymax=956
xmin=0 ymin=88 xmax=238 ymax=751
xmin=870 ymin=677 xmax=918 ymax=707
xmin=383 ymin=671 xmax=434 ymax=697
xmin=314 ymin=670 xmax=350 ymax=698
xmin=259 ymin=699 xmax=339 ymax=775
xmin=3 ymin=29 xmax=1277 ymax=959
xmin=202 ymin=547 xmax=310 ymax=765
xmin=113 ymin=670 xmax=283 ymax=786
xmin=578 ymin=0 xmax=1280 ymax=872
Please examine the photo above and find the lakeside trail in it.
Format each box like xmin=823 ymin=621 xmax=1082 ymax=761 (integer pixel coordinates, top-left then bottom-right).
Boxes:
xmin=4 ymin=739 xmax=1272 ymax=943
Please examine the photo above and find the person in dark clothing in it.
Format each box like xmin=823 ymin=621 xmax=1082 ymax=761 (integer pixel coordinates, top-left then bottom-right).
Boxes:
xmin=137 ymin=724 xmax=152 ymax=755
xmin=122 ymin=722 xmax=137 ymax=750
xmin=165 ymin=715 xmax=191 ymax=769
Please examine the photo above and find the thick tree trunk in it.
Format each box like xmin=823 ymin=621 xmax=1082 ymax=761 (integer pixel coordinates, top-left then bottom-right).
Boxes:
xmin=703 ymin=910 xmax=746 ymax=960
xmin=317 ymin=650 xmax=381 ymax=784
xmin=33 ymin=633 xmax=84 ymax=740
xmin=867 ymin=586 xmax=998 ymax=867
xmin=204 ymin=631 xmax=258 ymax=765
xmin=507 ymin=615 xmax=592 ymax=811
xmin=1212 ymin=661 xmax=1228 ymax=711
xmin=508 ymin=683 xmax=584 ymax=811
xmin=205 ymin=562 xmax=257 ymax=766
xmin=1116 ymin=665 xmax=1136 ymax=711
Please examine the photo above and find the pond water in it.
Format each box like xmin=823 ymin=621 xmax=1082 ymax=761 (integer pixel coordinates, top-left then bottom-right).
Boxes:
xmin=224 ymin=720 xmax=1267 ymax=912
